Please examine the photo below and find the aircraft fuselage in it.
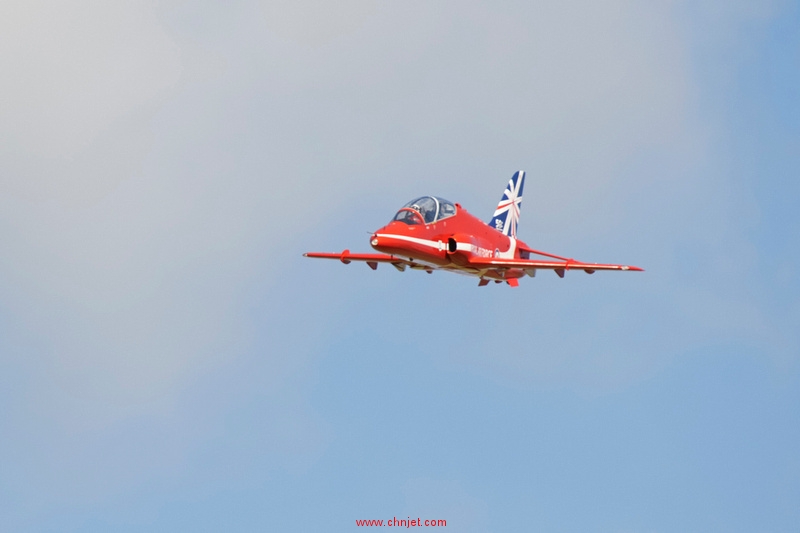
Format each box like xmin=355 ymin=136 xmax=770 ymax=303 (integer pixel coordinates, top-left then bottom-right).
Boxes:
xmin=370 ymin=204 xmax=530 ymax=280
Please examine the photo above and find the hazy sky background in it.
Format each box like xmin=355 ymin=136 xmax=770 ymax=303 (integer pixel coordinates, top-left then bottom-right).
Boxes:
xmin=1 ymin=1 xmax=798 ymax=531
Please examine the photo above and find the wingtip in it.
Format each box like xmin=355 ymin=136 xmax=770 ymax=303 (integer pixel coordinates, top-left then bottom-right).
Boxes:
xmin=630 ymin=266 xmax=644 ymax=271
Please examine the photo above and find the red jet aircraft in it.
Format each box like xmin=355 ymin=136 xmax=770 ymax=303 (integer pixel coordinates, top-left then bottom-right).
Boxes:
xmin=305 ymin=171 xmax=642 ymax=286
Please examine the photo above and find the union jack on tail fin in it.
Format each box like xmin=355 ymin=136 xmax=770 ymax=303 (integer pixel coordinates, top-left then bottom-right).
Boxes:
xmin=489 ymin=170 xmax=525 ymax=238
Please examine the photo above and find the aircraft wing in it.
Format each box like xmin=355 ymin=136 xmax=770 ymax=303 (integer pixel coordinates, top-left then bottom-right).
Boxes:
xmin=304 ymin=250 xmax=423 ymax=272
xmin=467 ymin=257 xmax=643 ymax=277
xmin=304 ymin=249 xmax=643 ymax=277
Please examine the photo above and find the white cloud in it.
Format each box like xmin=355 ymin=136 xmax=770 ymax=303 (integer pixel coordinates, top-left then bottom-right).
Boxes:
xmin=0 ymin=0 xmax=792 ymax=516
xmin=0 ymin=1 xmax=181 ymax=201
xmin=0 ymin=0 xmax=697 ymax=406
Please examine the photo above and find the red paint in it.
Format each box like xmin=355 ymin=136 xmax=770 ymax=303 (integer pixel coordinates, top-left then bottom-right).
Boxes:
xmin=306 ymin=199 xmax=642 ymax=286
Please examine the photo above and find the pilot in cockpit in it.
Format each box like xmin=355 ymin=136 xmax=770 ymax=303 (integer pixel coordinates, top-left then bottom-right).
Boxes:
xmin=393 ymin=196 xmax=457 ymax=225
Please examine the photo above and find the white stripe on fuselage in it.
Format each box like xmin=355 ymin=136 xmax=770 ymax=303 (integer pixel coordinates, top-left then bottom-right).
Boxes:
xmin=375 ymin=233 xmax=442 ymax=250
xmin=375 ymin=233 xmax=517 ymax=260
xmin=498 ymin=237 xmax=516 ymax=259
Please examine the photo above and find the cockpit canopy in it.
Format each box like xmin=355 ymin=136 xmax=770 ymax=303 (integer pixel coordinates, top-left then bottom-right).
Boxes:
xmin=392 ymin=196 xmax=456 ymax=225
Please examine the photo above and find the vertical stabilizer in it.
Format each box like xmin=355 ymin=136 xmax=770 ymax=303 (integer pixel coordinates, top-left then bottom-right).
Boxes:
xmin=489 ymin=171 xmax=525 ymax=238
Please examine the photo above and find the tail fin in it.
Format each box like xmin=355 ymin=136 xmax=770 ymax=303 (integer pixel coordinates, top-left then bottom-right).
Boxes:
xmin=489 ymin=171 xmax=525 ymax=238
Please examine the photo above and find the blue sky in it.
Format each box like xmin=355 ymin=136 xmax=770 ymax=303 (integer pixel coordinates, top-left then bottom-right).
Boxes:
xmin=1 ymin=1 xmax=798 ymax=531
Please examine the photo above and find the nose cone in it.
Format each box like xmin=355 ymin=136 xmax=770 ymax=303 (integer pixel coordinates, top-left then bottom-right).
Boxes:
xmin=370 ymin=222 xmax=393 ymax=247
xmin=369 ymin=225 xmax=388 ymax=249
xmin=370 ymin=222 xmax=400 ymax=251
